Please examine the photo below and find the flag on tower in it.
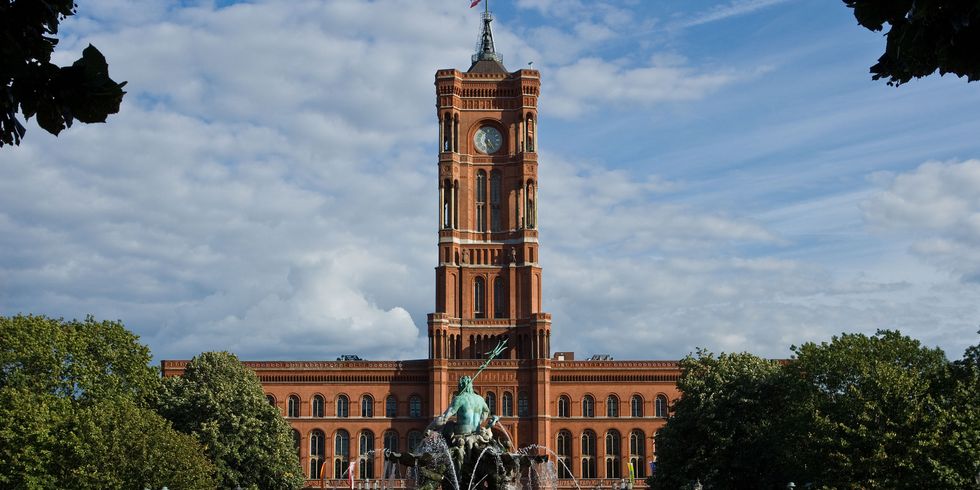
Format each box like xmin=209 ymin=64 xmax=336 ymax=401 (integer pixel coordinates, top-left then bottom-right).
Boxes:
xmin=470 ymin=0 xmax=481 ymax=7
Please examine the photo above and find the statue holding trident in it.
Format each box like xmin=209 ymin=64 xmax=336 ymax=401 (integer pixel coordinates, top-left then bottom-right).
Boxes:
xmin=426 ymin=340 xmax=508 ymax=470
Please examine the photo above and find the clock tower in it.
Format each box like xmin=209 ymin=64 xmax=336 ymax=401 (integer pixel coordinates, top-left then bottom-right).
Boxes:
xmin=427 ymin=8 xmax=550 ymax=363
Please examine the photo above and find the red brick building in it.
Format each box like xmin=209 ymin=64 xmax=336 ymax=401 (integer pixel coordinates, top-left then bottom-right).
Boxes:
xmin=162 ymin=11 xmax=681 ymax=488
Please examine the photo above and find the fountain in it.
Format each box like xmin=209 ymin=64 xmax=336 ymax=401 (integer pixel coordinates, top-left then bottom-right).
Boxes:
xmin=384 ymin=340 xmax=549 ymax=490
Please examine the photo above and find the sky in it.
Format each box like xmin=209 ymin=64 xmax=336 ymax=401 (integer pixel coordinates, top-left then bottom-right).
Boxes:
xmin=2 ymin=0 xmax=979 ymax=363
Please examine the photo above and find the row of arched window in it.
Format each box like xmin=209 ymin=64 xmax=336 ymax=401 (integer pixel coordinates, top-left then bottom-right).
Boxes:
xmin=482 ymin=390 xmax=530 ymax=417
xmin=440 ymin=176 xmax=537 ymax=233
xmin=298 ymin=428 xmax=426 ymax=480
xmin=269 ymin=394 xmax=424 ymax=419
xmin=556 ymin=394 xmax=669 ymax=418
xmin=555 ymin=429 xmax=649 ymax=480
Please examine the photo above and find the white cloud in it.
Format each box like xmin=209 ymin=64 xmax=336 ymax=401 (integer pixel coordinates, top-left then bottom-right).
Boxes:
xmin=547 ymin=57 xmax=742 ymax=117
xmin=863 ymin=159 xmax=980 ymax=282
xmin=679 ymin=0 xmax=794 ymax=29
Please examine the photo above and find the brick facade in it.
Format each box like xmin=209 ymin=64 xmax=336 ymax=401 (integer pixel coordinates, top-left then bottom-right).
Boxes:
xmin=161 ymin=16 xmax=682 ymax=489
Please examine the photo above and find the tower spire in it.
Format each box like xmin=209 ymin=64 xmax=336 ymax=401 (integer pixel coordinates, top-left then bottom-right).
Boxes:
xmin=472 ymin=1 xmax=503 ymax=66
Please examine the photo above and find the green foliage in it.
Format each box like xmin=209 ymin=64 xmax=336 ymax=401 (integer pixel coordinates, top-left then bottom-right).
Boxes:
xmin=650 ymin=350 xmax=793 ymax=489
xmin=1 ymin=0 xmax=126 ymax=147
xmin=0 ymin=315 xmax=214 ymax=489
xmin=652 ymin=330 xmax=980 ymax=489
xmin=158 ymin=351 xmax=305 ymax=490
xmin=789 ymin=330 xmax=958 ymax=488
xmin=843 ymin=0 xmax=980 ymax=86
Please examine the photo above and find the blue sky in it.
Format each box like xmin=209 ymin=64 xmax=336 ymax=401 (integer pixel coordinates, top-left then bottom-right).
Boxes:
xmin=2 ymin=0 xmax=979 ymax=362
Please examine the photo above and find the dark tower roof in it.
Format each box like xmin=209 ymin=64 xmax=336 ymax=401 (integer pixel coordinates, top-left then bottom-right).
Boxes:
xmin=467 ymin=7 xmax=507 ymax=74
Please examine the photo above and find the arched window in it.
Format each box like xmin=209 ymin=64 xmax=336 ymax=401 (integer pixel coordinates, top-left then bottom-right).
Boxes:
xmin=442 ymin=114 xmax=451 ymax=152
xmin=266 ymin=394 xmax=276 ymax=407
xmin=557 ymin=395 xmax=570 ymax=418
xmin=655 ymin=395 xmax=668 ymax=418
xmin=518 ymin=392 xmax=529 ymax=417
xmin=502 ymin=392 xmax=514 ymax=417
xmin=474 ymin=277 xmax=486 ymax=318
xmin=493 ymin=277 xmax=506 ymax=318
xmin=630 ymin=430 xmax=646 ymax=478
xmin=292 ymin=429 xmax=301 ymax=458
xmin=581 ymin=430 xmax=597 ymax=478
xmin=486 ymin=391 xmax=497 ymax=416
xmin=606 ymin=395 xmax=619 ymax=418
xmin=385 ymin=395 xmax=397 ymax=418
xmin=359 ymin=430 xmax=375 ymax=478
xmin=383 ymin=430 xmax=399 ymax=452
xmin=476 ymin=170 xmax=487 ymax=232
xmin=361 ymin=395 xmax=374 ymax=418
xmin=409 ymin=395 xmax=422 ymax=418
xmin=557 ymin=430 xmax=572 ymax=478
xmin=408 ymin=430 xmax=424 ymax=452
xmin=337 ymin=395 xmax=350 ymax=418
xmin=525 ymin=114 xmax=535 ymax=152
xmin=287 ymin=395 xmax=300 ymax=418
xmin=312 ymin=394 xmax=325 ymax=418
xmin=605 ymin=430 xmax=622 ymax=478
xmin=310 ymin=429 xmax=325 ymax=479
xmin=334 ymin=429 xmax=350 ymax=479
xmin=525 ymin=181 xmax=536 ymax=229
xmin=630 ymin=395 xmax=643 ymax=418
xmin=582 ymin=395 xmax=595 ymax=418
xmin=490 ymin=171 xmax=502 ymax=231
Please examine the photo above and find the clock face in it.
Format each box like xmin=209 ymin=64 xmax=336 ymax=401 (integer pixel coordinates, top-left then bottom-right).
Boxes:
xmin=473 ymin=126 xmax=503 ymax=154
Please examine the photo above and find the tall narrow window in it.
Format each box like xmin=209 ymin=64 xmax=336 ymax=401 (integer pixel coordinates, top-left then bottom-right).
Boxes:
xmin=605 ymin=430 xmax=622 ymax=478
xmin=582 ymin=395 xmax=595 ymax=418
xmin=383 ymin=430 xmax=399 ymax=452
xmin=337 ymin=395 xmax=349 ymax=418
xmin=408 ymin=430 xmax=423 ymax=452
xmin=630 ymin=430 xmax=646 ymax=478
xmin=310 ymin=430 xmax=325 ymax=479
xmin=518 ymin=392 xmax=529 ymax=417
xmin=443 ymin=114 xmax=451 ymax=152
xmin=385 ymin=395 xmax=397 ymax=418
xmin=525 ymin=114 xmax=535 ymax=152
xmin=581 ymin=430 xmax=597 ymax=478
xmin=334 ymin=430 xmax=350 ymax=479
xmin=502 ymin=392 xmax=513 ymax=417
xmin=266 ymin=394 xmax=276 ymax=407
xmin=631 ymin=395 xmax=643 ymax=418
xmin=606 ymin=395 xmax=619 ymax=418
xmin=476 ymin=170 xmax=487 ymax=232
xmin=453 ymin=114 xmax=459 ymax=152
xmin=490 ymin=171 xmax=502 ymax=231
xmin=474 ymin=277 xmax=486 ymax=318
xmin=557 ymin=430 xmax=572 ymax=478
xmin=287 ymin=395 xmax=300 ymax=418
xmin=359 ymin=430 xmax=375 ymax=478
xmin=312 ymin=394 xmax=324 ymax=418
xmin=493 ymin=277 xmax=506 ymax=318
xmin=409 ymin=395 xmax=422 ymax=418
xmin=557 ymin=395 xmax=570 ymax=418
xmin=525 ymin=181 xmax=536 ymax=229
xmin=655 ymin=395 xmax=668 ymax=418
xmin=361 ymin=395 xmax=373 ymax=418
xmin=486 ymin=391 xmax=497 ymax=417
xmin=443 ymin=179 xmax=452 ymax=229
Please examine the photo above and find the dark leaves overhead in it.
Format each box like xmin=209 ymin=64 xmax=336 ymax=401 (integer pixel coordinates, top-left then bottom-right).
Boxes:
xmin=1 ymin=0 xmax=126 ymax=147
xmin=844 ymin=0 xmax=980 ymax=85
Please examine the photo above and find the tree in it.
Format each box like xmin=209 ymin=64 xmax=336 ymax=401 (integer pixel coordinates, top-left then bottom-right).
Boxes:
xmin=0 ymin=315 xmax=214 ymax=489
xmin=844 ymin=0 xmax=980 ymax=86
xmin=788 ymin=330 xmax=968 ymax=488
xmin=158 ymin=351 xmax=305 ymax=490
xmin=1 ymin=0 xmax=126 ymax=147
xmin=649 ymin=350 xmax=796 ymax=490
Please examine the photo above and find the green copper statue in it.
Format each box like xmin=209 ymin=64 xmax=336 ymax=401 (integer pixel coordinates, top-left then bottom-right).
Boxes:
xmin=385 ymin=339 xmax=547 ymax=490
